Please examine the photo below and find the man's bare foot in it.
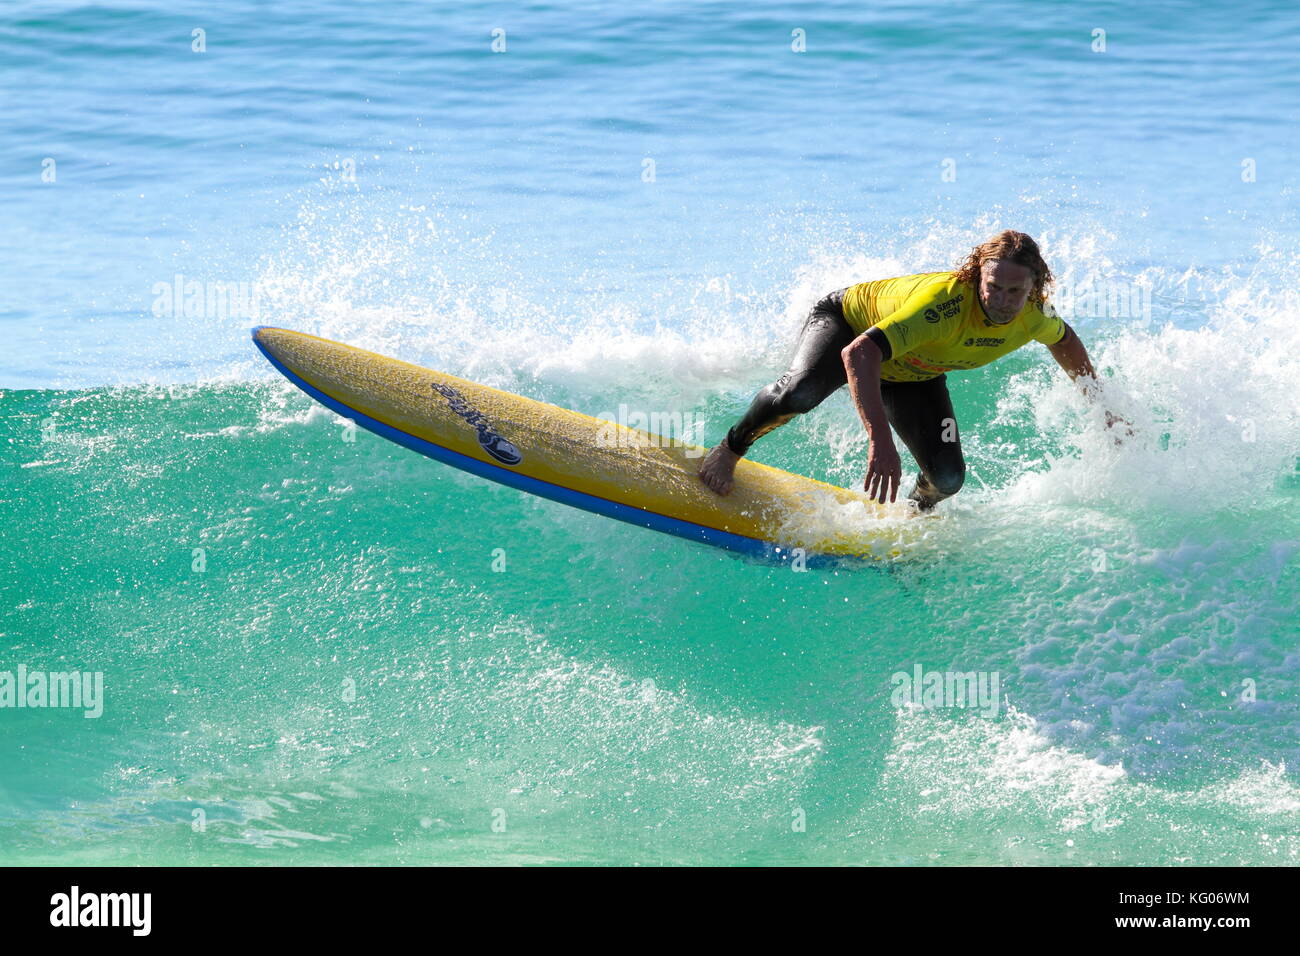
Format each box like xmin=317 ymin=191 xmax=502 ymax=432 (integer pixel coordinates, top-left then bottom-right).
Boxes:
xmin=698 ymin=440 xmax=740 ymax=495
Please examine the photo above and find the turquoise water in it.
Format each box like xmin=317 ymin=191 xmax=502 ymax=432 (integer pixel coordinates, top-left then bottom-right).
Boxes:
xmin=2 ymin=1 xmax=1298 ymax=865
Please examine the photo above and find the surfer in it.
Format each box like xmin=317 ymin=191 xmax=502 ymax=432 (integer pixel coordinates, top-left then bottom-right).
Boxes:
xmin=698 ymin=231 xmax=1129 ymax=509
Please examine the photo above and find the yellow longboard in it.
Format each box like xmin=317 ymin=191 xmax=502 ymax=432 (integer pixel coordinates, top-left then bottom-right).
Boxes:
xmin=253 ymin=327 xmax=913 ymax=563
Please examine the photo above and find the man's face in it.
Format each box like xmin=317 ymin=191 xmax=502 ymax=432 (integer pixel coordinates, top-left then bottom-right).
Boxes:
xmin=978 ymin=260 xmax=1034 ymax=323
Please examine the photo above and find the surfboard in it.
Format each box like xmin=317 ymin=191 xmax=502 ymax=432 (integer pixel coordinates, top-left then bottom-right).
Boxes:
xmin=252 ymin=327 xmax=912 ymax=563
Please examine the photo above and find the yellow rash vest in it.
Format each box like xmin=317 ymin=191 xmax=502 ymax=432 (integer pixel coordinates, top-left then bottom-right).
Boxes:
xmin=841 ymin=271 xmax=1067 ymax=383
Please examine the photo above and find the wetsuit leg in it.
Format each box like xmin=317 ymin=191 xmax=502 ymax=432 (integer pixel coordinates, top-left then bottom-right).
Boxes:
xmin=725 ymin=290 xmax=857 ymax=456
xmin=879 ymin=374 xmax=966 ymax=509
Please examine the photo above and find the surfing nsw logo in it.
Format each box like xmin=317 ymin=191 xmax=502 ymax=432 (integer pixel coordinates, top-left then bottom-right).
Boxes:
xmin=924 ymin=295 xmax=962 ymax=323
xmin=430 ymin=383 xmax=522 ymax=466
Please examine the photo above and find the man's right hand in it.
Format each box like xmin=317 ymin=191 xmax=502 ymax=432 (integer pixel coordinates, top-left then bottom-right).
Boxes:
xmin=864 ymin=436 xmax=902 ymax=503
xmin=842 ymin=334 xmax=900 ymax=503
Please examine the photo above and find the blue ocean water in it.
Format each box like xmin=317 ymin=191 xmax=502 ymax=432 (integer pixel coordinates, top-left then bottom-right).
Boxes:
xmin=1 ymin=1 xmax=1298 ymax=864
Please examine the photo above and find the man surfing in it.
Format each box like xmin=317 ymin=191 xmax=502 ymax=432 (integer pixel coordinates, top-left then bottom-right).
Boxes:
xmin=698 ymin=230 xmax=1127 ymax=509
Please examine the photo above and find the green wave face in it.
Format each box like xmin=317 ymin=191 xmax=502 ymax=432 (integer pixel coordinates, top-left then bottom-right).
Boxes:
xmin=1 ymin=376 xmax=1297 ymax=866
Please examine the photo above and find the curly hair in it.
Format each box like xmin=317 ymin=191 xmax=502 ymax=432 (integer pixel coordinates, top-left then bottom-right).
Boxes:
xmin=953 ymin=231 xmax=1054 ymax=305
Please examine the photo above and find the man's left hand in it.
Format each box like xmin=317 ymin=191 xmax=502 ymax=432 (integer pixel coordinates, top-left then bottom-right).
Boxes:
xmin=1104 ymin=410 xmax=1135 ymax=445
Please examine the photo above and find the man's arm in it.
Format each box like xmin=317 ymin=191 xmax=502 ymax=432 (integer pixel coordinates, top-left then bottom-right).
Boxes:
xmin=1047 ymin=323 xmax=1097 ymax=383
xmin=1047 ymin=323 xmax=1130 ymax=434
xmin=842 ymin=335 xmax=902 ymax=502
xmin=838 ymin=283 xmax=957 ymax=502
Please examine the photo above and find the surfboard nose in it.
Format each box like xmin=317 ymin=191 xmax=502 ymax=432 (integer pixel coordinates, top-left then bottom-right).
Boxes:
xmin=250 ymin=326 xmax=272 ymax=358
xmin=251 ymin=326 xmax=294 ymax=359
xmin=251 ymin=327 xmax=299 ymax=372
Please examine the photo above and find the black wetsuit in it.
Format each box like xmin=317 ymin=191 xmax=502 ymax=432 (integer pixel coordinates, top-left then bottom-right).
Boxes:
xmin=724 ymin=288 xmax=966 ymax=509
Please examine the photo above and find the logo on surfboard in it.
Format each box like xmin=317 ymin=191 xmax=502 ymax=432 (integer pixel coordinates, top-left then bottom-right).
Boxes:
xmin=430 ymin=383 xmax=523 ymax=465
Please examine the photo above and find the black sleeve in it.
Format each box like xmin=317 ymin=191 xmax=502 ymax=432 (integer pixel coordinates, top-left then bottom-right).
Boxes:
xmin=864 ymin=326 xmax=893 ymax=361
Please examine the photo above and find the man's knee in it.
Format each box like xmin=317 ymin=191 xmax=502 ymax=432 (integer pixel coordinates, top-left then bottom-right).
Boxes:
xmin=911 ymin=465 xmax=963 ymax=509
xmin=928 ymin=464 xmax=965 ymax=496
xmin=770 ymin=370 xmax=828 ymax=416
